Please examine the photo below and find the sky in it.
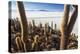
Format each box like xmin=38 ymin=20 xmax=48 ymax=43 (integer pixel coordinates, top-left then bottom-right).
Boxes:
xmin=12 ymin=1 xmax=64 ymax=12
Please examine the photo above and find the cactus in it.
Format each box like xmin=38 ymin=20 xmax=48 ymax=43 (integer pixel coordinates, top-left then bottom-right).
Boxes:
xmin=17 ymin=1 xmax=29 ymax=51
xmin=60 ymin=4 xmax=70 ymax=50
xmin=54 ymin=24 xmax=57 ymax=31
xmin=51 ymin=21 xmax=53 ymax=29
xmin=60 ymin=5 xmax=78 ymax=49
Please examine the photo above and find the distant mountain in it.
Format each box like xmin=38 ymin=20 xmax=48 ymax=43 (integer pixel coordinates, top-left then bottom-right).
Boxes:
xmin=25 ymin=9 xmax=49 ymax=12
xmin=12 ymin=9 xmax=49 ymax=12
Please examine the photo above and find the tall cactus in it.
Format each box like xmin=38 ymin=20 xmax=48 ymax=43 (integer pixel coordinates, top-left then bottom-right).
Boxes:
xmin=60 ymin=4 xmax=70 ymax=50
xmin=32 ymin=20 xmax=35 ymax=27
xmin=60 ymin=4 xmax=78 ymax=49
xmin=51 ymin=21 xmax=53 ymax=29
xmin=67 ymin=5 xmax=78 ymax=35
xmin=66 ymin=5 xmax=78 ymax=49
xmin=17 ymin=1 xmax=28 ymax=51
xmin=54 ymin=24 xmax=57 ymax=30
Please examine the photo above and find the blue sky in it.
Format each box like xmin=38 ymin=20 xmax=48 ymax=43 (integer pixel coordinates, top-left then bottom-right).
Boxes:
xmin=12 ymin=1 xmax=64 ymax=12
